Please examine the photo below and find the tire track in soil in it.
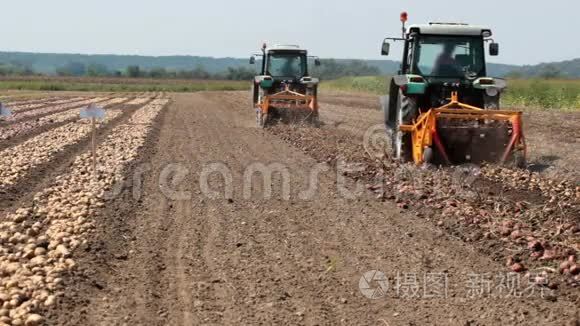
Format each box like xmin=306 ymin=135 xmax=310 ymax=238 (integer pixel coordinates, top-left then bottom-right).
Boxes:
xmin=188 ymin=102 xmax=310 ymax=324
xmin=51 ymin=92 xmax=578 ymax=326
xmin=210 ymin=93 xmax=376 ymax=324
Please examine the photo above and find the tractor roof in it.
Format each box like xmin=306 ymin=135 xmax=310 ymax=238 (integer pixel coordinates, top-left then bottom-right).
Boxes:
xmin=408 ymin=23 xmax=492 ymax=37
xmin=266 ymin=44 xmax=307 ymax=53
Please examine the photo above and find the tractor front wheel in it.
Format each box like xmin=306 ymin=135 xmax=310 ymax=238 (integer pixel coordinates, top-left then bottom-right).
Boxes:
xmin=391 ymin=90 xmax=418 ymax=163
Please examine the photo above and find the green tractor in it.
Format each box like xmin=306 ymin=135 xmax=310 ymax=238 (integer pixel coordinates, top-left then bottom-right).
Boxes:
xmin=250 ymin=44 xmax=321 ymax=127
xmin=380 ymin=12 xmax=526 ymax=166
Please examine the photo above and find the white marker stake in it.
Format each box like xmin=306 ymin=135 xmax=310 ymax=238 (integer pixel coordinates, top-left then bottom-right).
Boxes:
xmin=80 ymin=104 xmax=106 ymax=179
xmin=0 ymin=102 xmax=12 ymax=119
xmin=91 ymin=117 xmax=96 ymax=178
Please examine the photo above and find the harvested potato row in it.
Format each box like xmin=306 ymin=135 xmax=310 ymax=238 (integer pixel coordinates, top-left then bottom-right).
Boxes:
xmin=43 ymin=97 xmax=87 ymax=105
xmin=4 ymin=103 xmax=53 ymax=114
xmin=125 ymin=97 xmax=151 ymax=105
xmin=6 ymin=97 xmax=60 ymax=106
xmin=481 ymin=166 xmax=578 ymax=203
xmin=2 ymin=98 xmax=110 ymax=123
xmin=0 ymin=109 xmax=123 ymax=191
xmin=101 ymin=97 xmax=130 ymax=106
xmin=4 ymin=98 xmax=104 ymax=121
xmin=0 ymin=98 xmax=129 ymax=142
xmin=372 ymin=160 xmax=579 ymax=283
xmin=0 ymin=98 xmax=110 ymax=141
xmin=7 ymin=97 xmax=88 ymax=114
xmin=0 ymin=99 xmax=168 ymax=325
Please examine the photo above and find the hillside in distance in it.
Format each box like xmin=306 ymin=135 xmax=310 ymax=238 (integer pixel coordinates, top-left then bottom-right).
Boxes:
xmin=0 ymin=52 xmax=244 ymax=75
xmin=511 ymin=58 xmax=580 ymax=78
xmin=0 ymin=51 xmax=577 ymax=78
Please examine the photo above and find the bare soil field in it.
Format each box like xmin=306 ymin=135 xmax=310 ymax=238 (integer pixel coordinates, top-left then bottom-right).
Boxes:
xmin=0 ymin=91 xmax=578 ymax=325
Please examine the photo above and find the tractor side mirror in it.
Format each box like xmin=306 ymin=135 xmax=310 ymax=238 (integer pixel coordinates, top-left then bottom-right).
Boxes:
xmin=381 ymin=41 xmax=390 ymax=56
xmin=489 ymin=43 xmax=499 ymax=56
xmin=249 ymin=56 xmax=256 ymax=64
xmin=314 ymin=58 xmax=321 ymax=66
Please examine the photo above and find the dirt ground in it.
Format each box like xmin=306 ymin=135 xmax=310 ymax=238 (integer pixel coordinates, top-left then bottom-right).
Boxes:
xmin=24 ymin=91 xmax=576 ymax=326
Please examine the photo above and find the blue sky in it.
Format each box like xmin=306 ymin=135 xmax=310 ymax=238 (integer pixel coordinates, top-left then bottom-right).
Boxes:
xmin=1 ymin=0 xmax=577 ymax=65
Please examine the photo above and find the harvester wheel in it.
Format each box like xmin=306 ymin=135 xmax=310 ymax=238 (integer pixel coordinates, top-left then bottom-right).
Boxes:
xmin=484 ymin=93 xmax=500 ymax=110
xmin=423 ymin=147 xmax=434 ymax=164
xmin=308 ymin=112 xmax=320 ymax=126
xmin=510 ymin=150 xmax=527 ymax=169
xmin=256 ymin=110 xmax=268 ymax=128
xmin=392 ymin=90 xmax=418 ymax=162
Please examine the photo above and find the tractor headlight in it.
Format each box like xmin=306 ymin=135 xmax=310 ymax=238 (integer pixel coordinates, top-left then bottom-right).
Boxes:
xmin=485 ymin=87 xmax=499 ymax=97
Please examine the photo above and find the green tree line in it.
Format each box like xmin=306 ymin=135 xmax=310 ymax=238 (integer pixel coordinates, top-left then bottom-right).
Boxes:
xmin=0 ymin=59 xmax=384 ymax=81
xmin=54 ymin=62 xmax=258 ymax=80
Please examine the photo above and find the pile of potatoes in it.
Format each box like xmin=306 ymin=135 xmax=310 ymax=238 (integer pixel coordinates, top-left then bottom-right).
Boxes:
xmin=0 ymin=109 xmax=123 ymax=191
xmin=0 ymin=99 xmax=168 ymax=325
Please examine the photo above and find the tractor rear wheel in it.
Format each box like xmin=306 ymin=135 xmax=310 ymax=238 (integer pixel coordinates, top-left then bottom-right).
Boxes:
xmin=391 ymin=90 xmax=418 ymax=163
